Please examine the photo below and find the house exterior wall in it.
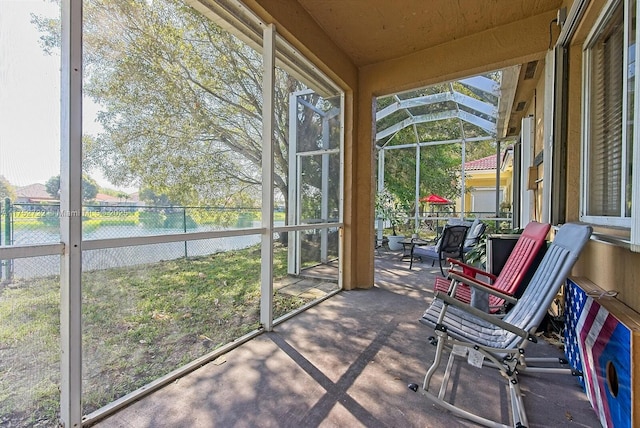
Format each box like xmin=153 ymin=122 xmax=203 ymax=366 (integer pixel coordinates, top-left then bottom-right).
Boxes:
xmin=555 ymin=2 xmax=640 ymax=419
xmin=509 ymin=17 xmax=635 ymax=304
xmin=462 ymin=169 xmax=513 ymax=216
xmin=510 ymin=0 xmax=640 ymax=312
xmin=560 ymin=0 xmax=640 ymax=314
xmin=520 ymin=65 xmax=548 ymax=224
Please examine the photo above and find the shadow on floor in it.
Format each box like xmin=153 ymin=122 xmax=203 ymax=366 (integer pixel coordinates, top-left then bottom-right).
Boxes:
xmin=93 ymin=250 xmax=600 ymax=428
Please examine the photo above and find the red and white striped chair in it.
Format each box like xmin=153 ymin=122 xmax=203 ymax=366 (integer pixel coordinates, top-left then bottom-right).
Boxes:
xmin=433 ymin=221 xmax=550 ymax=314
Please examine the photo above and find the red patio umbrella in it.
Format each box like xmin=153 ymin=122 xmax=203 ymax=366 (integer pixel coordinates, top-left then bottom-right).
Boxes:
xmin=420 ymin=194 xmax=451 ymax=204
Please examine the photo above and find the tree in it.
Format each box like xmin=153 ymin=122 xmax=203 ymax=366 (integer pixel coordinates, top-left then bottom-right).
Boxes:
xmin=44 ymin=176 xmax=60 ymax=199
xmin=138 ymin=188 xmax=173 ymax=207
xmin=465 ymin=140 xmax=500 ymax=162
xmin=116 ymin=192 xmax=129 ymax=201
xmin=45 ymin=175 xmax=99 ymax=202
xmin=33 ymin=0 xmax=321 ymax=213
xmin=375 ymin=189 xmax=408 ymax=236
xmin=0 ymin=175 xmax=16 ymax=201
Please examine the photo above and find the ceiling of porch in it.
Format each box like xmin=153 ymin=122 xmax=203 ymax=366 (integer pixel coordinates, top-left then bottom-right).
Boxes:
xmin=296 ymin=0 xmax=563 ymax=67
xmin=294 ymin=0 xmax=564 ymax=138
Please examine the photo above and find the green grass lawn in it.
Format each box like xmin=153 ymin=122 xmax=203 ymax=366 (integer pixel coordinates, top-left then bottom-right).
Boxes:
xmin=0 ymin=243 xmax=313 ymax=426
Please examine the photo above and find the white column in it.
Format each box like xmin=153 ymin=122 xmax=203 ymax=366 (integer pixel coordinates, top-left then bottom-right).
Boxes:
xmin=60 ymin=0 xmax=83 ymax=425
xmin=631 ymin=4 xmax=640 ymax=252
xmin=542 ymin=49 xmax=555 ymax=224
xmin=376 ymin=149 xmax=385 ymax=241
xmin=260 ymin=24 xmax=275 ymax=330
xmin=520 ymin=116 xmax=534 ymax=225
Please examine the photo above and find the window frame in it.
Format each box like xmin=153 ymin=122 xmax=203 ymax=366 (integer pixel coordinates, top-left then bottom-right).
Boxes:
xmin=580 ymin=0 xmax=634 ymax=228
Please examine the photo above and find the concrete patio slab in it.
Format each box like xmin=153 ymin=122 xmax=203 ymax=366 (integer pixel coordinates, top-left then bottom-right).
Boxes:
xmin=92 ymin=251 xmax=601 ymax=427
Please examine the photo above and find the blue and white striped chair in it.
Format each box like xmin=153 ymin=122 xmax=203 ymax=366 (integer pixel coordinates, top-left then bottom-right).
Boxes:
xmin=410 ymin=223 xmax=592 ymax=428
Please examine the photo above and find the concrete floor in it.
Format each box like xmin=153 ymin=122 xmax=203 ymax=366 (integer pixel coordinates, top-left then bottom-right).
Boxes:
xmin=92 ymin=251 xmax=601 ymax=427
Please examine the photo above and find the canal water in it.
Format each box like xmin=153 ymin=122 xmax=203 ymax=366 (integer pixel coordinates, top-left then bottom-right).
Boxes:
xmin=6 ymin=223 xmax=268 ymax=279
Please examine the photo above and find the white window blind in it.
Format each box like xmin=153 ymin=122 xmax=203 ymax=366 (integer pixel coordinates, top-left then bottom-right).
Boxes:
xmin=587 ymin=3 xmax=624 ymax=217
xmin=583 ymin=0 xmax=640 ymax=251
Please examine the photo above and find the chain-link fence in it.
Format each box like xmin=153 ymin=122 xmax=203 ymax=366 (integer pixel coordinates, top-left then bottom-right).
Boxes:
xmin=1 ymin=200 xmax=264 ymax=280
xmin=1 ymin=200 xmax=338 ymax=427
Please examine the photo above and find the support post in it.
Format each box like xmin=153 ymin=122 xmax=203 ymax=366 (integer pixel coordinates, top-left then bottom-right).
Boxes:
xmin=3 ymin=198 xmax=9 ymax=246
xmin=376 ymin=149 xmax=385 ymax=242
xmin=3 ymin=198 xmax=11 ymax=280
xmin=260 ymin=24 xmax=276 ymax=331
xmin=495 ymin=141 xmax=501 ymax=217
xmin=183 ymin=207 xmax=188 ymax=258
xmin=60 ymin=0 xmax=83 ymax=425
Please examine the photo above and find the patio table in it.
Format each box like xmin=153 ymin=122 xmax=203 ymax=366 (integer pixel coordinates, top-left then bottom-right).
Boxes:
xmin=401 ymin=238 xmax=430 ymax=260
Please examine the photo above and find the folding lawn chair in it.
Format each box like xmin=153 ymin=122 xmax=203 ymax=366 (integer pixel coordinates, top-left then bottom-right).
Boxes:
xmin=433 ymin=221 xmax=550 ymax=314
xmin=409 ymin=223 xmax=592 ymax=428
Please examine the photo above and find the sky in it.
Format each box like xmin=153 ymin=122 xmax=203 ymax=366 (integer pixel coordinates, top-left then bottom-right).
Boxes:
xmin=0 ymin=0 xmax=136 ymax=193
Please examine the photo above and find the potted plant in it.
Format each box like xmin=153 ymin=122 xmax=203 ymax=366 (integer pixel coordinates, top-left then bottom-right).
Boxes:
xmin=464 ymin=234 xmax=488 ymax=268
xmin=465 ymin=223 xmax=523 ymax=271
xmin=375 ymin=189 xmax=408 ymax=250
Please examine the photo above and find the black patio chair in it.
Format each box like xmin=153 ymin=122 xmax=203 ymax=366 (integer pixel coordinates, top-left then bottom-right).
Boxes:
xmin=410 ymin=224 xmax=469 ymax=276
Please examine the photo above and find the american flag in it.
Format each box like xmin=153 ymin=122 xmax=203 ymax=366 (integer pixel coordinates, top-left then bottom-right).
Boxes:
xmin=564 ymin=279 xmax=631 ymax=428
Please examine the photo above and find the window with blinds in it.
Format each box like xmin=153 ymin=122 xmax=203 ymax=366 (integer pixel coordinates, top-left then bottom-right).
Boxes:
xmin=583 ymin=0 xmax=634 ymax=227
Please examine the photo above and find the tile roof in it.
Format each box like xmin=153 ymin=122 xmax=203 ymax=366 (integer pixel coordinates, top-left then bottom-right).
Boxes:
xmin=464 ymin=146 xmax=513 ymax=171
xmin=95 ymin=193 xmax=122 ymax=203
xmin=464 ymin=154 xmax=499 ymax=171
xmin=16 ymin=183 xmax=55 ymax=200
xmin=464 ymin=146 xmax=515 ymax=171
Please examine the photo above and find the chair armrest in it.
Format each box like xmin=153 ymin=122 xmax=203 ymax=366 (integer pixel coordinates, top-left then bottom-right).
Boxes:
xmin=446 ymin=258 xmax=497 ymax=282
xmin=413 ymin=238 xmax=436 ymax=247
xmin=445 ymin=268 xmax=495 ymax=291
xmin=447 ymin=271 xmax=518 ymax=305
xmin=433 ymin=291 xmax=536 ymax=342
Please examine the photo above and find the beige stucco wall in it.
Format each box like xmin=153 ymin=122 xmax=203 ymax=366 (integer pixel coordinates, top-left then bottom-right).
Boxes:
xmin=534 ymin=70 xmax=545 ymax=224
xmin=520 ymin=67 xmax=547 ymax=224
xmin=510 ymin=0 xmax=640 ymax=313
xmin=560 ymin=0 xmax=640 ymax=313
